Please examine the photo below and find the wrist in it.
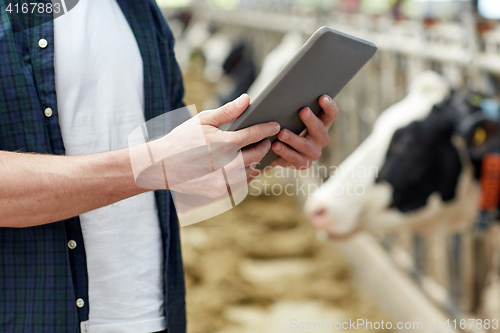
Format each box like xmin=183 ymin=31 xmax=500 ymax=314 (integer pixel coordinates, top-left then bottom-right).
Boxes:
xmin=85 ymin=148 xmax=151 ymax=198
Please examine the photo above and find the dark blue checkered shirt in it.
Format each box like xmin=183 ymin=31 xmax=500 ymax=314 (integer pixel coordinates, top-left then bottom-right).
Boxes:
xmin=0 ymin=0 xmax=186 ymax=332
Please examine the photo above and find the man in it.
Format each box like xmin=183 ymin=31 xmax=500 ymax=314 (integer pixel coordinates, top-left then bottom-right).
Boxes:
xmin=0 ymin=0 xmax=338 ymax=332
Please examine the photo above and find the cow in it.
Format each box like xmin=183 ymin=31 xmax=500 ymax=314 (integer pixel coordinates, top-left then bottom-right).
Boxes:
xmin=200 ymin=33 xmax=256 ymax=106
xmin=304 ymin=71 xmax=500 ymax=239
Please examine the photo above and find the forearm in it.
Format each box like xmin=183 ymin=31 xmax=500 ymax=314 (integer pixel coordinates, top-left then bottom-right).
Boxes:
xmin=0 ymin=149 xmax=148 ymax=228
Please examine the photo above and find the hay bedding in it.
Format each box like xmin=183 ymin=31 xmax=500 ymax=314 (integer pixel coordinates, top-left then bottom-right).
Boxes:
xmin=181 ymin=194 xmax=389 ymax=333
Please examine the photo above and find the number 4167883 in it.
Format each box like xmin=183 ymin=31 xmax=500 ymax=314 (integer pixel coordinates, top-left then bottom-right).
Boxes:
xmin=6 ymin=2 xmax=61 ymax=14
xmin=445 ymin=319 xmax=499 ymax=330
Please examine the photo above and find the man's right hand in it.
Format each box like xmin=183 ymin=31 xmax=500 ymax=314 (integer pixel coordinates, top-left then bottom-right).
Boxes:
xmin=182 ymin=93 xmax=280 ymax=177
xmin=143 ymin=94 xmax=279 ymax=197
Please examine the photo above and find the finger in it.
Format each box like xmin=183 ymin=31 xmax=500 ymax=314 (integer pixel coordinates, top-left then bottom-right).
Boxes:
xmin=299 ymin=107 xmax=330 ymax=147
xmin=272 ymin=141 xmax=312 ymax=168
xmin=277 ymin=129 xmax=321 ymax=161
xmin=318 ymin=95 xmax=339 ymax=128
xmin=200 ymin=94 xmax=250 ymax=127
xmin=247 ymin=166 xmax=261 ymax=180
xmin=271 ymin=156 xmax=293 ymax=168
xmin=229 ymin=122 xmax=280 ymax=148
xmin=241 ymin=140 xmax=271 ymax=167
xmin=223 ymin=140 xmax=270 ymax=175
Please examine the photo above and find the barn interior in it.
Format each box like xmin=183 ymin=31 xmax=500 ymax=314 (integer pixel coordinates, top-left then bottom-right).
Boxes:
xmin=156 ymin=0 xmax=500 ymax=332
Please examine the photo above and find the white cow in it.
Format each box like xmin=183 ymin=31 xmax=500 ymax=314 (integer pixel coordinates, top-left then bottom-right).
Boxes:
xmin=304 ymin=71 xmax=482 ymax=238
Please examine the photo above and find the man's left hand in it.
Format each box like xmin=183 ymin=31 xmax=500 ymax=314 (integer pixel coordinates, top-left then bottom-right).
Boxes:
xmin=271 ymin=94 xmax=338 ymax=169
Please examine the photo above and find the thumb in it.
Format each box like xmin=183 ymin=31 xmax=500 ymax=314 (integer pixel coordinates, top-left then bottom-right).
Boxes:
xmin=203 ymin=94 xmax=250 ymax=127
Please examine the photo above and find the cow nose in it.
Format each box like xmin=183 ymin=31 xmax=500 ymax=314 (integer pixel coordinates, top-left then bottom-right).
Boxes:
xmin=307 ymin=206 xmax=331 ymax=230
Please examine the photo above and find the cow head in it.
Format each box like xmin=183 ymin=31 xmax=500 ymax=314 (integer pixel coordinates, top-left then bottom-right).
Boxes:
xmin=305 ymin=71 xmax=500 ymax=238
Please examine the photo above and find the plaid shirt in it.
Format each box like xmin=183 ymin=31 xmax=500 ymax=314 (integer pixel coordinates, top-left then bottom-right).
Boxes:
xmin=0 ymin=0 xmax=186 ymax=332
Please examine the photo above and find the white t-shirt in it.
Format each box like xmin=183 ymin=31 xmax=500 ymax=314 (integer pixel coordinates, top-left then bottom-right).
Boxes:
xmin=54 ymin=1 xmax=166 ymax=332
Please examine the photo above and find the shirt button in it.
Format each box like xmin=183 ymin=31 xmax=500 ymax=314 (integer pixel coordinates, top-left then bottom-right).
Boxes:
xmin=44 ymin=107 xmax=53 ymax=118
xmin=68 ymin=240 xmax=77 ymax=249
xmin=76 ymin=298 xmax=85 ymax=308
xmin=38 ymin=38 xmax=48 ymax=49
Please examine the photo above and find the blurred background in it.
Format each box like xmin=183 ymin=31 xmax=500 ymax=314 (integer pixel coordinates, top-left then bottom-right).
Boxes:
xmin=154 ymin=1 xmax=500 ymax=332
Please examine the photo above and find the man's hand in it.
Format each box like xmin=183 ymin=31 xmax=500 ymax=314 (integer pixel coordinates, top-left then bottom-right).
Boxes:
xmin=197 ymin=93 xmax=280 ymax=174
xmin=144 ymin=94 xmax=280 ymax=196
xmin=271 ymin=95 xmax=338 ymax=169
xmin=152 ymin=94 xmax=280 ymax=182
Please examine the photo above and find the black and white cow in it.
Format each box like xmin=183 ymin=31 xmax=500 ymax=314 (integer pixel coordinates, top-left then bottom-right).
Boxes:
xmin=305 ymin=71 xmax=500 ymax=238
xmin=201 ymin=32 xmax=256 ymax=106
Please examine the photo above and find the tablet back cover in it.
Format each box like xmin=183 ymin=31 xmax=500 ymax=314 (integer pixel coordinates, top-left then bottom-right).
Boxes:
xmin=226 ymin=27 xmax=377 ymax=168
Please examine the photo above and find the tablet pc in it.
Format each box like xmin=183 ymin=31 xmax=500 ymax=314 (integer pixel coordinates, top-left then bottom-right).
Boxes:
xmin=222 ymin=26 xmax=377 ymax=169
